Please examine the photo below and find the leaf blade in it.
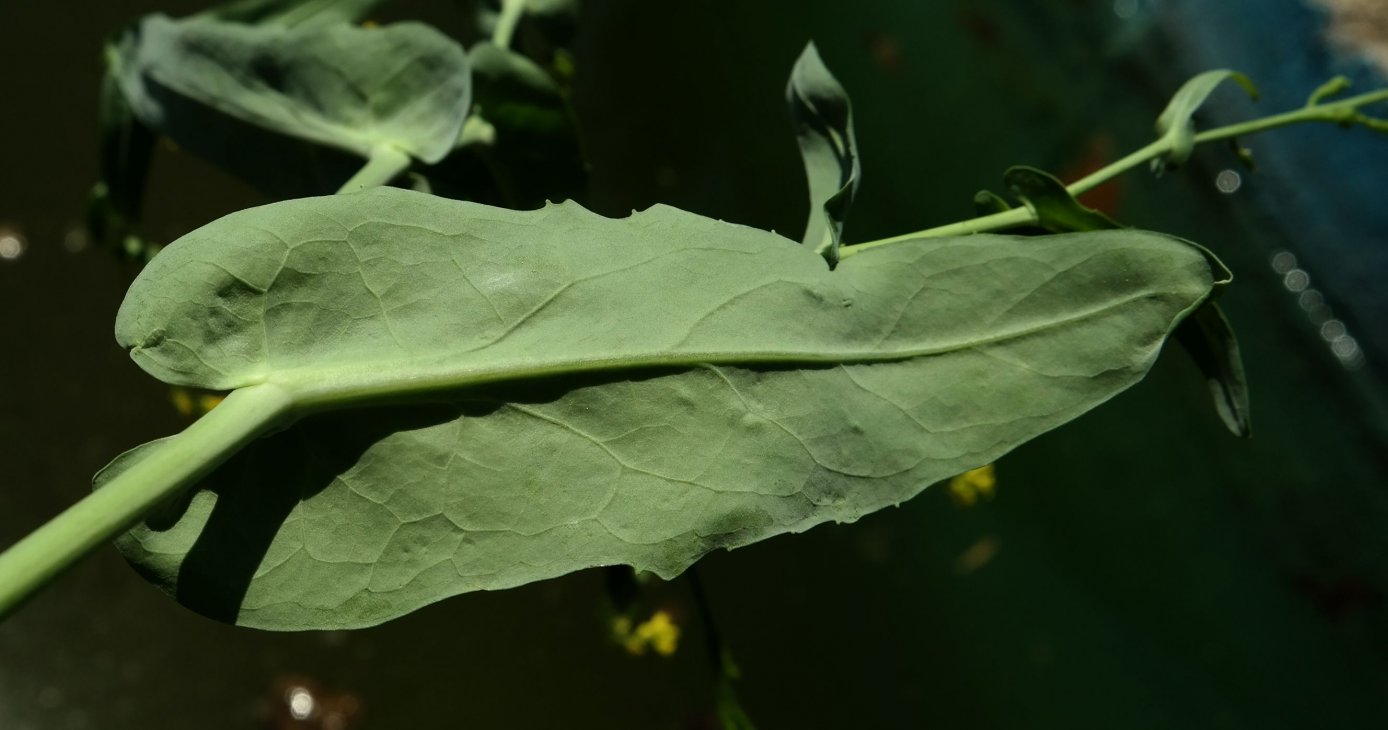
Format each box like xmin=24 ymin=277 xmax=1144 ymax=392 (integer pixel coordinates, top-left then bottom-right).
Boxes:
xmin=105 ymin=188 xmax=1222 ymax=629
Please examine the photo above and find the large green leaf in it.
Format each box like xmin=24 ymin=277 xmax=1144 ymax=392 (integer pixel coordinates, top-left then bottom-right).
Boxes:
xmin=786 ymin=41 xmax=859 ymax=265
xmin=99 ymin=187 xmax=1222 ymax=629
xmin=111 ymin=13 xmax=470 ymax=188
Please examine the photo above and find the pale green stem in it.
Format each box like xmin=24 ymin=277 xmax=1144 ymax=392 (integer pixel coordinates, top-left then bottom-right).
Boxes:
xmin=842 ymin=88 xmax=1388 ymax=259
xmin=839 ymin=207 xmax=1035 ymax=257
xmin=337 ymin=144 xmax=412 ymax=194
xmin=492 ymin=0 xmax=525 ymax=50
xmin=0 ymin=384 xmax=293 ymax=619
xmin=1069 ymin=88 xmax=1388 ymax=195
xmin=1064 ymin=139 xmax=1167 ymax=197
xmin=1193 ymin=88 xmax=1388 ymax=142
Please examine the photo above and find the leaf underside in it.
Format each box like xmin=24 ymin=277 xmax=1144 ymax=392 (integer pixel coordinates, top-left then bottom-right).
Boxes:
xmin=99 ymin=188 xmax=1220 ymax=630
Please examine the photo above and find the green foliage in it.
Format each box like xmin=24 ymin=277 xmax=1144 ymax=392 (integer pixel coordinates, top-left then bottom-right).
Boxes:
xmin=99 ymin=186 xmax=1221 ymax=628
xmin=8 ymin=0 xmax=1388 ymax=651
xmin=5 ymin=8 xmax=1388 ymax=729
xmin=972 ymin=189 xmax=1013 ymax=216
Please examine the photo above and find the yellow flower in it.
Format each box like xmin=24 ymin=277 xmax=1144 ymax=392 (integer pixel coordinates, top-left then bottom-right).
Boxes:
xmin=169 ymin=387 xmax=196 ymax=416
xmin=613 ymin=610 xmax=681 ymax=657
xmin=948 ymin=464 xmax=996 ymax=507
xmin=168 ymin=387 xmax=226 ymax=417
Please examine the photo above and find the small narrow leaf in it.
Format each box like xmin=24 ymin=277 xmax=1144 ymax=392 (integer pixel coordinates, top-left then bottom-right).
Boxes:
xmin=98 ymin=188 xmax=1223 ymax=629
xmin=1003 ymin=166 xmax=1123 ymax=232
xmin=1174 ymin=301 xmax=1251 ymax=437
xmin=786 ymin=41 xmax=860 ymax=265
xmin=1152 ymin=70 xmax=1259 ymax=174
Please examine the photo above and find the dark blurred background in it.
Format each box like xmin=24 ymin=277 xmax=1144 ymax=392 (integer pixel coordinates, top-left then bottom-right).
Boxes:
xmin=2 ymin=1 xmax=1387 ymax=727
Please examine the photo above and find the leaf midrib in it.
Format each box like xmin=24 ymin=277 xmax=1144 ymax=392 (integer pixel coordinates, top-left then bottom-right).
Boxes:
xmin=272 ymin=288 xmax=1170 ymax=409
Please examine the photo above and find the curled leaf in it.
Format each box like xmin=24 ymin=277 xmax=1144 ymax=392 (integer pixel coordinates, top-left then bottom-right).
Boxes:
xmin=1153 ymin=70 xmax=1258 ymax=174
xmin=1174 ymin=301 xmax=1251 ymax=437
xmin=786 ymin=41 xmax=860 ymax=265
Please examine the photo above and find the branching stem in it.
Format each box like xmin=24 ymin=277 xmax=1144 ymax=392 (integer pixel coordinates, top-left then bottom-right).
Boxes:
xmin=842 ymin=88 xmax=1388 ymax=259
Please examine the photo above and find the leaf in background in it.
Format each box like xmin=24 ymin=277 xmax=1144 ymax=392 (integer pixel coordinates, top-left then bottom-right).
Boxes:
xmin=1174 ymin=302 xmax=1251 ymax=437
xmin=99 ymin=187 xmax=1221 ymax=629
xmin=1003 ymin=166 xmax=1123 ymax=233
xmin=786 ymin=41 xmax=859 ymax=265
xmin=1152 ymin=69 xmax=1258 ymax=174
xmin=110 ymin=13 xmax=470 ymax=194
